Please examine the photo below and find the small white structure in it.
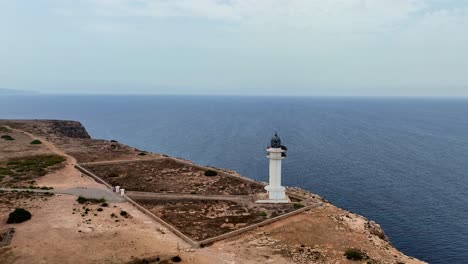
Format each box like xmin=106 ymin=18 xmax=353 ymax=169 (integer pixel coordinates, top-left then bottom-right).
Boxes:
xmin=115 ymin=186 xmax=120 ymax=193
xmin=120 ymin=188 xmax=125 ymax=196
xmin=257 ymin=132 xmax=290 ymax=203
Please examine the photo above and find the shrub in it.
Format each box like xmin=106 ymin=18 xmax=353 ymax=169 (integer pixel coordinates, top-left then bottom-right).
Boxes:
xmin=293 ymin=203 xmax=305 ymax=209
xmin=30 ymin=140 xmax=42 ymax=145
xmin=204 ymin=170 xmax=218 ymax=177
xmin=120 ymin=210 xmax=129 ymax=217
xmin=138 ymin=152 xmax=147 ymax=156
xmin=7 ymin=208 xmax=32 ymax=224
xmin=259 ymin=211 xmax=268 ymax=217
xmin=97 ymin=208 xmax=103 ymax=212
xmin=0 ymin=126 xmax=11 ymax=133
xmin=344 ymin=248 xmax=365 ymax=260
xmin=101 ymin=202 xmax=108 ymax=207
xmin=1 ymin=135 xmax=14 ymax=141
xmin=171 ymin=256 xmax=182 ymax=263
xmin=77 ymin=196 xmax=106 ymax=204
xmin=76 ymin=196 xmax=87 ymax=204
xmin=108 ymin=172 xmax=119 ymax=178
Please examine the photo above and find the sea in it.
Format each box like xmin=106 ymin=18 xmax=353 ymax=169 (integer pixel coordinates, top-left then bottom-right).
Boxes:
xmin=0 ymin=95 xmax=467 ymax=263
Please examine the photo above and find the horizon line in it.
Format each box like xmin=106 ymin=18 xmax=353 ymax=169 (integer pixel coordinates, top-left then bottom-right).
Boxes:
xmin=1 ymin=92 xmax=468 ymax=99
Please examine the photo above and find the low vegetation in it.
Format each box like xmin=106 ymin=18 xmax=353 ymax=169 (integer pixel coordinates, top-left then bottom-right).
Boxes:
xmin=120 ymin=210 xmax=129 ymax=217
xmin=259 ymin=211 xmax=268 ymax=217
xmin=7 ymin=208 xmax=32 ymax=224
xmin=204 ymin=169 xmax=218 ymax=177
xmin=0 ymin=155 xmax=65 ymax=179
xmin=1 ymin=135 xmax=15 ymax=141
xmin=30 ymin=140 xmax=42 ymax=145
xmin=0 ymin=126 xmax=11 ymax=133
xmin=107 ymin=172 xmax=119 ymax=178
xmin=344 ymin=248 xmax=365 ymax=260
xmin=0 ymin=167 xmax=15 ymax=176
xmin=125 ymin=256 xmax=162 ymax=264
xmin=171 ymin=256 xmax=182 ymax=262
xmin=76 ymin=196 xmax=106 ymax=204
xmin=293 ymin=203 xmax=305 ymax=209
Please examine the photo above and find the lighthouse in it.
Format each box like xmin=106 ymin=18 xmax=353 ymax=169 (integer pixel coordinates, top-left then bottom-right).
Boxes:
xmin=257 ymin=132 xmax=290 ymax=203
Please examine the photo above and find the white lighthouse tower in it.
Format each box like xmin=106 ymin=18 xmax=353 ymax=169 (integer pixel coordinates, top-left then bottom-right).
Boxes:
xmin=257 ymin=132 xmax=290 ymax=203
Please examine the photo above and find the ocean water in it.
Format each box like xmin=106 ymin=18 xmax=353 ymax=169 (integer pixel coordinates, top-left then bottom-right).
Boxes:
xmin=1 ymin=95 xmax=467 ymax=263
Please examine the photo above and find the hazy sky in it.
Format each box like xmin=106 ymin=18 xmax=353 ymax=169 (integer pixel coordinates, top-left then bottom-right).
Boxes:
xmin=1 ymin=0 xmax=468 ymax=96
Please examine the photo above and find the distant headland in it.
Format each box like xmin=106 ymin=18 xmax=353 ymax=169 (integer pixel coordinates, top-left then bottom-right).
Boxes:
xmin=0 ymin=88 xmax=38 ymax=95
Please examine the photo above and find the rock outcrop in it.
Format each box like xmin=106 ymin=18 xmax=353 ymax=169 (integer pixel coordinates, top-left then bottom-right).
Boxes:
xmin=48 ymin=120 xmax=91 ymax=139
xmin=0 ymin=119 xmax=90 ymax=139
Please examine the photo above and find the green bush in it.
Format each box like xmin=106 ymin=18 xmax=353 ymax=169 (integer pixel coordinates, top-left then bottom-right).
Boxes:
xmin=5 ymin=155 xmax=65 ymax=177
xmin=1 ymin=135 xmax=14 ymax=141
xmin=77 ymin=196 xmax=106 ymax=204
xmin=293 ymin=203 xmax=305 ymax=209
xmin=76 ymin=196 xmax=87 ymax=204
xmin=0 ymin=126 xmax=11 ymax=133
xmin=30 ymin=140 xmax=42 ymax=145
xmin=259 ymin=211 xmax=268 ymax=217
xmin=204 ymin=170 xmax=218 ymax=177
xmin=171 ymin=256 xmax=182 ymax=263
xmin=0 ymin=167 xmax=15 ymax=176
xmin=138 ymin=152 xmax=147 ymax=156
xmin=344 ymin=248 xmax=365 ymax=260
xmin=120 ymin=210 xmax=129 ymax=217
xmin=7 ymin=208 xmax=32 ymax=224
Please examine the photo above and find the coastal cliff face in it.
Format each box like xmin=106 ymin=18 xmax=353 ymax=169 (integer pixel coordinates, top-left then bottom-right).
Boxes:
xmin=48 ymin=120 xmax=91 ymax=139
xmin=0 ymin=119 xmax=90 ymax=139
xmin=0 ymin=119 xmax=426 ymax=264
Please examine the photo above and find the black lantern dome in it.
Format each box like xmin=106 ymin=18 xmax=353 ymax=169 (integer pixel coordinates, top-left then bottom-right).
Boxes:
xmin=270 ymin=132 xmax=282 ymax=148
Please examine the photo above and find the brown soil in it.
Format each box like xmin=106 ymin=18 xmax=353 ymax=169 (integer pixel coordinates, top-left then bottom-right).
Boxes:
xmin=51 ymin=137 xmax=163 ymax=163
xmin=0 ymin=128 xmax=53 ymax=161
xmin=0 ymin=120 xmax=162 ymax=163
xmin=82 ymin=158 xmax=264 ymax=195
xmin=229 ymin=203 xmax=424 ymax=264
xmin=138 ymin=199 xmax=264 ymax=240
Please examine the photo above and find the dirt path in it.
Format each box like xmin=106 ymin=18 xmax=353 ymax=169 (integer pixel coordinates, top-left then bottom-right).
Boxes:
xmin=6 ymin=126 xmax=106 ymax=189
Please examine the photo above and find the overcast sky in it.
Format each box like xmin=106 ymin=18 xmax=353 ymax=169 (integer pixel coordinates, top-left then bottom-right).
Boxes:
xmin=1 ymin=0 xmax=468 ymax=96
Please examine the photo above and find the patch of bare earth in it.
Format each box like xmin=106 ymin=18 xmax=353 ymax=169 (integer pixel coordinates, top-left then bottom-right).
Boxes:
xmin=0 ymin=127 xmax=53 ymax=160
xmin=219 ymin=203 xmax=424 ymax=264
xmin=82 ymin=158 xmax=264 ymax=195
xmin=51 ymin=137 xmax=163 ymax=163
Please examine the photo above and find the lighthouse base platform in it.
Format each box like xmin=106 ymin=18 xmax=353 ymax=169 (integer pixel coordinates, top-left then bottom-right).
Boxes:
xmin=255 ymin=187 xmax=290 ymax=204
